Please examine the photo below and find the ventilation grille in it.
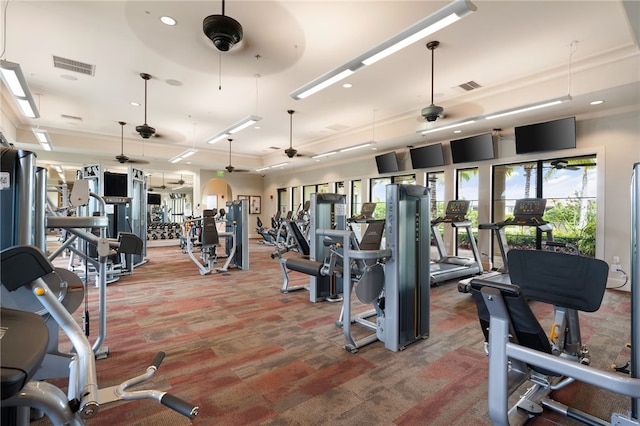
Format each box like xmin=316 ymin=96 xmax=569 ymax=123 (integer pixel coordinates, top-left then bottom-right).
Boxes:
xmin=456 ymin=80 xmax=482 ymax=91
xmin=53 ymin=56 xmax=95 ymax=76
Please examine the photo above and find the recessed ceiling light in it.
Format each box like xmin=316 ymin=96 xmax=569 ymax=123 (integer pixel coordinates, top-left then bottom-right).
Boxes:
xmin=160 ymin=16 xmax=176 ymax=26
xmin=130 ymin=101 xmax=140 ymax=107
xmin=590 ymin=100 xmax=604 ymax=105
xmin=453 ymin=130 xmax=462 ymax=134
xmin=342 ymin=83 xmax=353 ymax=89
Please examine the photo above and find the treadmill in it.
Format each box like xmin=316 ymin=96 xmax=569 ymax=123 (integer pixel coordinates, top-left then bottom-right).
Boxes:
xmin=430 ymin=200 xmax=483 ymax=285
xmin=480 ymin=198 xmax=552 ymax=274
xmin=458 ymin=198 xmax=553 ymax=292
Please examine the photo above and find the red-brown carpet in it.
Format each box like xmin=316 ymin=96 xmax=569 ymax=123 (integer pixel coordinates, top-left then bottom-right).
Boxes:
xmin=34 ymin=241 xmax=632 ymax=425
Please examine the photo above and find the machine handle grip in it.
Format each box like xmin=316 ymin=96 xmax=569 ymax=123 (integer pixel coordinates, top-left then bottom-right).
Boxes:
xmin=160 ymin=393 xmax=199 ymax=418
xmin=151 ymin=351 xmax=166 ymax=369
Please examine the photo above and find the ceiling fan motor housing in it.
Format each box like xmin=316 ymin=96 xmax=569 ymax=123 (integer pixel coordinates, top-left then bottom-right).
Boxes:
xmin=136 ymin=123 xmax=156 ymax=139
xmin=285 ymin=147 xmax=298 ymax=158
xmin=421 ymin=104 xmax=444 ymax=122
xmin=203 ymin=14 xmax=243 ymax=52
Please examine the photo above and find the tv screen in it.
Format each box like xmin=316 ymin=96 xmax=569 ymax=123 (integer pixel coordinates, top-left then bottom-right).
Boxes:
xmin=103 ymin=172 xmax=128 ymax=197
xmin=410 ymin=143 xmax=445 ymax=169
xmin=515 ymin=116 xmax=576 ymax=154
xmin=450 ymin=133 xmax=495 ymax=163
xmin=375 ymin=152 xmax=399 ymax=174
xmin=147 ymin=193 xmax=161 ymax=205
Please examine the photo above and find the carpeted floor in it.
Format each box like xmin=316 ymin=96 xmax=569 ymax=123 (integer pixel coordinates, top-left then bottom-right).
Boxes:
xmin=35 ymin=241 xmax=632 ymax=425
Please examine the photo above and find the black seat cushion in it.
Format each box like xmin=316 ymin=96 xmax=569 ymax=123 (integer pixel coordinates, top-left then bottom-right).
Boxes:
xmin=1 ymin=308 xmax=49 ymax=399
xmin=507 ymin=250 xmax=609 ymax=312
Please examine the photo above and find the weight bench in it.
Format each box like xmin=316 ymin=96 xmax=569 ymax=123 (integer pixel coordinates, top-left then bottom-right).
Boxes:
xmin=469 ymin=249 xmax=640 ymax=425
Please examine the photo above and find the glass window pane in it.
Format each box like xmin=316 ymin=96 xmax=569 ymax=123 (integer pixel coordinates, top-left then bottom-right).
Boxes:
xmin=491 ymin=162 xmax=538 ymax=270
xmin=370 ymin=177 xmax=391 ymax=219
xmin=351 ymin=180 xmax=363 ymax=216
xmin=542 ymin=156 xmax=597 ymax=257
xmin=456 ymin=168 xmax=479 ymax=256
xmin=426 ymin=171 xmax=445 ymax=260
xmin=392 ymin=174 xmax=416 ymax=185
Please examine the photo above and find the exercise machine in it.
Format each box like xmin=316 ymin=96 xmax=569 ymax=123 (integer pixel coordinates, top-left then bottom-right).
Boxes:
xmin=271 ymin=220 xmax=311 ymax=293
xmin=285 ymin=184 xmax=431 ymax=353
xmin=0 ymin=245 xmax=198 ymax=424
xmin=309 ymin=193 xmax=347 ymax=302
xmin=182 ymin=209 xmax=221 ymax=275
xmin=470 ymin=245 xmax=640 ymax=425
xmin=218 ymin=199 xmax=249 ymax=272
xmin=480 ymin=198 xmax=553 ymax=274
xmin=430 ymin=200 xmax=483 ymax=285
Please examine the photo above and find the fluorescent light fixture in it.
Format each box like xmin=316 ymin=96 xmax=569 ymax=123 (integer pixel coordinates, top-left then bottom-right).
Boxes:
xmin=53 ymin=165 xmax=63 ymax=174
xmin=206 ymin=115 xmax=262 ymax=144
xmin=32 ymin=128 xmax=52 ymax=151
xmin=255 ymin=162 xmax=289 ymax=172
xmin=484 ymin=95 xmax=572 ymax=120
xmin=169 ymin=148 xmax=198 ymax=164
xmin=292 ymin=69 xmax=356 ymax=100
xmin=289 ymin=0 xmax=476 ymax=100
xmin=418 ymin=119 xmax=476 ymax=135
xmin=0 ymin=60 xmax=40 ymax=118
xmin=339 ymin=142 xmax=372 ymax=153
xmin=311 ymin=151 xmax=337 ymax=159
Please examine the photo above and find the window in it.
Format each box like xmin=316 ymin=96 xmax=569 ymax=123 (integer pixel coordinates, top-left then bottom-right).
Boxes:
xmin=277 ymin=188 xmax=288 ymax=217
xmin=392 ymin=174 xmax=416 ymax=185
xmin=351 ymin=180 xmax=363 ymax=217
xmin=489 ymin=155 xmax=597 ymax=269
xmin=456 ymin=167 xmax=479 ymax=256
xmin=370 ymin=177 xmax=391 ymax=219
xmin=426 ymin=171 xmax=445 ymax=259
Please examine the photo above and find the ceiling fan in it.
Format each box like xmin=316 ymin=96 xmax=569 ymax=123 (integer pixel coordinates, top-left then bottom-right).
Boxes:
xmin=421 ymin=41 xmax=445 ymax=123
xmin=150 ymin=173 xmax=168 ymax=190
xmin=225 ymin=139 xmax=249 ymax=173
xmin=168 ymin=174 xmax=192 ymax=187
xmin=203 ymin=0 xmax=243 ymax=52
xmin=135 ymin=73 xmax=156 ymax=139
xmin=284 ymin=109 xmax=299 ymax=158
xmin=550 ymin=159 xmax=597 ymax=170
xmin=115 ymin=121 xmax=149 ymax=164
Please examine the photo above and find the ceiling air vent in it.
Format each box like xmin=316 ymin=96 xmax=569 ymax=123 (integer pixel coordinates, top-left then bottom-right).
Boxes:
xmin=53 ymin=55 xmax=95 ymax=76
xmin=457 ymin=80 xmax=482 ymax=91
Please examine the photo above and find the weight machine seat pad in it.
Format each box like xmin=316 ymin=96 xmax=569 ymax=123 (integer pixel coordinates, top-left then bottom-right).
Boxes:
xmin=1 ymin=308 xmax=49 ymax=400
xmin=0 ymin=246 xmax=55 ymax=291
xmin=286 ymin=221 xmax=310 ymax=256
xmin=285 ymin=258 xmax=323 ymax=277
xmin=117 ymin=232 xmax=144 ymax=255
xmin=507 ymin=250 xmax=609 ymax=312
xmin=469 ymin=279 xmax=557 ymax=377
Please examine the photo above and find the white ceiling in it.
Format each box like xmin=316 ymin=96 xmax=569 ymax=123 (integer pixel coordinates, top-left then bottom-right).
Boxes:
xmin=1 ymin=1 xmax=639 ymax=188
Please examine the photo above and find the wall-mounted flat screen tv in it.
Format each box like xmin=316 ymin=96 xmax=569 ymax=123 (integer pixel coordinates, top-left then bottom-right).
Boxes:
xmin=450 ymin=132 xmax=495 ymax=163
xmin=515 ymin=116 xmax=576 ymax=154
xmin=103 ymin=172 xmax=128 ymax=197
xmin=410 ymin=143 xmax=445 ymax=169
xmin=147 ymin=193 xmax=161 ymax=205
xmin=375 ymin=151 xmax=399 ymax=174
